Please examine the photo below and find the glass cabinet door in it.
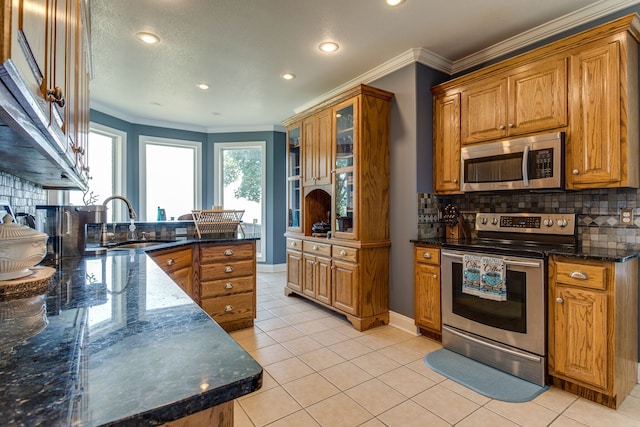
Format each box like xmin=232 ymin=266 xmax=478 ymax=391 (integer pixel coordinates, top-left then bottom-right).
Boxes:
xmin=333 ymin=101 xmax=357 ymax=238
xmin=287 ymin=124 xmax=302 ymax=231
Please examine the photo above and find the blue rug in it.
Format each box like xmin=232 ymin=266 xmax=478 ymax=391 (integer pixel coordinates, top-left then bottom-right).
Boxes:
xmin=424 ymin=349 xmax=548 ymax=402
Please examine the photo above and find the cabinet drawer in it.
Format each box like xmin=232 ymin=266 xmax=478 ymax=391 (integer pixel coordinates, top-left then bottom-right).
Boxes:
xmin=333 ymin=245 xmax=358 ymax=263
xmin=287 ymin=238 xmax=303 ymax=251
xmin=200 ymin=260 xmax=255 ymax=280
xmin=202 ymin=293 xmax=254 ymax=323
xmin=201 ymin=276 xmax=255 ymax=298
xmin=149 ymin=247 xmax=192 ymax=274
xmin=200 ymin=243 xmax=254 ymax=263
xmin=555 ymin=260 xmax=608 ymax=290
xmin=415 ymin=246 xmax=440 ymax=265
xmin=303 ymin=240 xmax=331 ymax=257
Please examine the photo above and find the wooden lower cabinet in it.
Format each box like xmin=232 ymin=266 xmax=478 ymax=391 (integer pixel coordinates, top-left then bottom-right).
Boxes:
xmin=285 ymin=239 xmax=389 ymax=331
xmin=548 ymin=256 xmax=638 ymax=408
xmin=413 ymin=244 xmax=441 ymax=340
xmin=150 ymin=241 xmax=256 ymax=333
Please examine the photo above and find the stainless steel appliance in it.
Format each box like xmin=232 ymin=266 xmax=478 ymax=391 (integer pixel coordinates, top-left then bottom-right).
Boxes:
xmin=460 ymin=132 xmax=564 ymax=192
xmin=35 ymin=205 xmax=106 ymax=261
xmin=440 ymin=212 xmax=576 ymax=386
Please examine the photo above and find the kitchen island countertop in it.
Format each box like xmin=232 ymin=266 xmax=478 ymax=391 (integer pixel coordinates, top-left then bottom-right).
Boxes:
xmin=0 ymin=245 xmax=262 ymax=426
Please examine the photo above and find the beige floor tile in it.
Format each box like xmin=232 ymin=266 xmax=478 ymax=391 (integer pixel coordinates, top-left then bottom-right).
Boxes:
xmin=345 ymin=378 xmax=407 ymax=416
xmin=255 ymin=317 xmax=291 ymax=332
xmin=255 ymin=308 xmax=278 ymax=321
xmin=316 ymin=315 xmax=352 ymax=329
xmin=319 ymin=361 xmax=373 ymax=391
xmin=282 ymin=373 xmax=341 ymax=407
xmin=377 ymin=366 xmax=437 ymax=398
xmin=351 ymin=351 xmax=401 ymax=377
xmin=279 ymin=311 xmax=319 ymax=324
xmin=440 ymin=379 xmax=491 ymax=405
xmin=265 ymin=326 xmax=306 ymax=343
xmin=618 ymin=394 xmax=640 ymax=421
xmin=533 ymin=386 xmax=578 ymax=413
xmin=249 ymin=343 xmax=295 ymax=366
xmin=238 ymin=386 xmax=302 ymax=427
xmin=401 ymin=335 xmax=443 ymax=354
xmin=456 ymin=407 xmax=519 ymax=427
xmin=233 ymin=400 xmax=253 ymax=427
xmin=549 ymin=416 xmax=589 ymax=427
xmin=233 ymin=332 xmax=278 ymax=352
xmin=405 ymin=358 xmax=447 ymax=383
xmin=281 ymin=336 xmax=324 ymax=355
xmin=268 ymin=305 xmax=306 ymax=317
xmin=238 ymin=371 xmax=278 ymax=399
xmin=377 ymin=400 xmax=450 ymax=427
xmin=413 ymin=383 xmax=480 ymax=424
xmin=358 ymin=418 xmax=387 ymax=427
xmin=265 ymin=357 xmax=314 ymax=384
xmin=328 ymin=339 xmax=373 ymax=360
xmin=630 ymin=384 xmax=640 ymax=399
xmin=306 ymin=393 xmax=373 ymax=427
xmin=295 ymin=319 xmax=332 ymax=335
xmin=309 ymin=329 xmax=350 ymax=346
xmin=376 ymin=341 xmax=427 ymax=365
xmin=265 ymin=410 xmax=321 ymax=427
xmin=230 ymin=326 xmax=262 ymax=339
xmin=563 ymin=397 xmax=640 ymax=427
xmin=485 ymin=400 xmax=558 ymax=427
xmin=258 ymin=299 xmax=291 ymax=310
xmin=298 ymin=347 xmax=346 ymax=371
xmin=334 ymin=324 xmax=367 ymax=339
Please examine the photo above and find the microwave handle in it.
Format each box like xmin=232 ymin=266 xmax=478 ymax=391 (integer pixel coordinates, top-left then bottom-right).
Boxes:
xmin=522 ymin=145 xmax=530 ymax=187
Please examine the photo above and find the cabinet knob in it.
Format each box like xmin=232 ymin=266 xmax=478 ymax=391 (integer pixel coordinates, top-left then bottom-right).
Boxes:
xmin=223 ymin=249 xmax=233 ymax=256
xmin=224 ymin=282 xmax=233 ymax=289
xmin=423 ymin=253 xmax=431 ymax=259
xmin=290 ymin=241 xmax=297 ymax=247
xmin=453 ymin=179 xmax=458 ymax=183
xmin=508 ymin=123 xmax=514 ymax=128
xmin=572 ymin=169 xmax=580 ymax=175
xmin=47 ymin=86 xmax=66 ymax=108
xmin=224 ymin=265 xmax=233 ymax=273
xmin=224 ymin=305 xmax=233 ymax=312
xmin=339 ymin=250 xmax=346 ymax=256
xmin=433 ymin=274 xmax=438 ymax=279
xmin=167 ymin=258 xmax=175 ymax=266
xmin=499 ymin=124 xmax=506 ymax=130
xmin=569 ymin=271 xmax=588 ymax=280
xmin=312 ymin=245 xmax=318 ymax=250
xmin=556 ymin=297 xmax=564 ymax=303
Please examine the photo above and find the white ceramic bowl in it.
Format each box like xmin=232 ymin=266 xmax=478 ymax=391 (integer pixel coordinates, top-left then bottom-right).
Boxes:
xmin=0 ymin=216 xmax=48 ymax=281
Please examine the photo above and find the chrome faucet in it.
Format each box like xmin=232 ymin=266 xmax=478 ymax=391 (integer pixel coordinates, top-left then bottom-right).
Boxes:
xmin=100 ymin=196 xmax=137 ymax=246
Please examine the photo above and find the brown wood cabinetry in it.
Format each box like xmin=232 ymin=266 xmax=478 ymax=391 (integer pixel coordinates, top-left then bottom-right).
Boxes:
xmin=413 ymin=244 xmax=441 ymax=339
xmin=283 ymin=84 xmax=392 ymax=331
xmin=148 ymin=246 xmax=194 ymax=297
xmin=0 ymin=0 xmax=91 ymax=188
xmin=548 ymin=256 xmax=638 ymax=409
xmin=432 ymin=13 xmax=639 ymax=193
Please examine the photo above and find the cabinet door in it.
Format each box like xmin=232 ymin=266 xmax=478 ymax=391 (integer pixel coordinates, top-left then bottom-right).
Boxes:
xmin=316 ymin=109 xmax=332 ymax=185
xmin=550 ymin=284 xmax=609 ymax=390
xmin=414 ymin=262 xmax=441 ymax=333
xmin=316 ymin=256 xmax=331 ymax=305
xmin=332 ymin=259 xmax=358 ymax=315
xmin=149 ymin=247 xmax=193 ymax=298
xmin=461 ymin=78 xmax=508 ymax=144
xmin=286 ymin=250 xmax=302 ymax=292
xmin=302 ymin=115 xmax=317 ymax=186
xmin=287 ymin=123 xmax=302 ymax=231
xmin=302 ymin=253 xmax=316 ymax=297
xmin=567 ymin=40 xmax=621 ymax=188
xmin=508 ymin=58 xmax=567 ymax=136
xmin=48 ymin=0 xmax=68 ymax=146
xmin=433 ymin=93 xmax=461 ymax=194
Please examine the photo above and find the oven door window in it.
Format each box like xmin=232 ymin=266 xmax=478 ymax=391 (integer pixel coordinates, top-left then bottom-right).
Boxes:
xmin=451 ymin=261 xmax=526 ymax=333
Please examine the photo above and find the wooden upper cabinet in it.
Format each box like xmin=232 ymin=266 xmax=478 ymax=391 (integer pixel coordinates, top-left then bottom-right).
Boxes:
xmin=302 ymin=109 xmax=332 ymax=187
xmin=433 ymin=93 xmax=461 ymax=194
xmin=566 ymin=36 xmax=637 ymax=189
xmin=460 ymin=58 xmax=567 ymax=145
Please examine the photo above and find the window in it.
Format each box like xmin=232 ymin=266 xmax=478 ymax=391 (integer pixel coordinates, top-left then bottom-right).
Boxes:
xmin=68 ymin=123 xmax=126 ymax=222
xmin=213 ymin=142 xmax=266 ymax=262
xmin=139 ymin=136 xmax=202 ymax=221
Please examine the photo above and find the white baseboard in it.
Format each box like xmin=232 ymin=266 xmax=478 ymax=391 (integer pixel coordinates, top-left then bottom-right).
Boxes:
xmin=388 ymin=310 xmax=420 ymax=336
xmin=257 ymin=263 xmax=286 ymax=273
xmin=638 ymin=363 xmax=640 ymax=384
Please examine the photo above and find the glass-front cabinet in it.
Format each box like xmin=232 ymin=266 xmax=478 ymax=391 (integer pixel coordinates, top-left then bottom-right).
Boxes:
xmin=287 ymin=123 xmax=302 ymax=231
xmin=333 ymin=101 xmax=357 ymax=239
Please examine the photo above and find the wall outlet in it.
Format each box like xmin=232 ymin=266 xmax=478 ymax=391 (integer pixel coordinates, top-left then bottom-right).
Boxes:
xmin=620 ymin=209 xmax=633 ymax=225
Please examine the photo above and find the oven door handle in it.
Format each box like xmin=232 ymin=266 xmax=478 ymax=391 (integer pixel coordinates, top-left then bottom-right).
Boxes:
xmin=442 ymin=252 xmax=541 ymax=268
xmin=444 ymin=326 xmax=543 ymax=363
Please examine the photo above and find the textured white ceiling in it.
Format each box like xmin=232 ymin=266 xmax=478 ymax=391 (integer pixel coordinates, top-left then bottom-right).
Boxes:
xmin=89 ymin=0 xmax=635 ymax=132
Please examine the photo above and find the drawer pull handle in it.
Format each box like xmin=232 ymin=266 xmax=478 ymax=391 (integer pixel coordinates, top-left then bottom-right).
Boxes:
xmin=224 ymin=305 xmax=233 ymax=312
xmin=556 ymin=297 xmax=564 ymax=303
xmin=167 ymin=258 xmax=175 ymax=266
xmin=423 ymin=253 xmax=431 ymax=259
xmin=569 ymin=271 xmax=588 ymax=280
xmin=224 ymin=282 xmax=233 ymax=289
xmin=290 ymin=241 xmax=297 ymax=247
xmin=339 ymin=250 xmax=346 ymax=256
xmin=312 ymin=245 xmax=318 ymax=250
xmin=224 ymin=249 xmax=233 ymax=256
xmin=224 ymin=266 xmax=233 ymax=273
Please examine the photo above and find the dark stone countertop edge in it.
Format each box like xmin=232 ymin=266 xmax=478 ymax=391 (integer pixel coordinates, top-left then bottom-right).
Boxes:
xmin=411 ymin=239 xmax=640 ymax=262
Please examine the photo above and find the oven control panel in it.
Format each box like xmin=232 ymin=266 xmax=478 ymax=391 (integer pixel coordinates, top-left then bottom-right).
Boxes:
xmin=475 ymin=212 xmax=576 ymax=235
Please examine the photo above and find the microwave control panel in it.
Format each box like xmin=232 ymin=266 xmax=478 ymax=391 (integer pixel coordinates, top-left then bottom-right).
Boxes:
xmin=531 ymin=149 xmax=554 ymax=178
xmin=476 ymin=212 xmax=576 ymax=235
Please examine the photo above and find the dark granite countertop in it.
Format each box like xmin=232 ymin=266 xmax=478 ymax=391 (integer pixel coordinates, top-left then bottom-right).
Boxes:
xmin=411 ymin=238 xmax=640 ymax=262
xmin=0 ymin=247 xmax=263 ymax=426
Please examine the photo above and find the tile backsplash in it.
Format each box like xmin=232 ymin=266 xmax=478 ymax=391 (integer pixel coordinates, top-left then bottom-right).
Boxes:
xmin=0 ymin=171 xmax=47 ymax=215
xmin=418 ymin=187 xmax=640 ymax=250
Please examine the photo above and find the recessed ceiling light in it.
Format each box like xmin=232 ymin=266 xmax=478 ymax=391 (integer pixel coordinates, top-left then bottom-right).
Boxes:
xmin=386 ymin=0 xmax=406 ymax=5
xmin=318 ymin=41 xmax=339 ymax=53
xmin=136 ymin=32 xmax=160 ymax=44
xmin=281 ymin=73 xmax=296 ymax=80
xmin=197 ymin=83 xmax=210 ymax=90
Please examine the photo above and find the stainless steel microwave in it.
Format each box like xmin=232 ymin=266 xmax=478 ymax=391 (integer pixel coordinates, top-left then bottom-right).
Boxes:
xmin=460 ymin=132 xmax=564 ymax=192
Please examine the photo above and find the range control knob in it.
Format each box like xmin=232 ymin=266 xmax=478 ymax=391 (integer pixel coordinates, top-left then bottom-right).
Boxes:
xmin=556 ymin=218 xmax=568 ymax=228
xmin=543 ymin=218 xmax=554 ymax=227
xmin=491 ymin=217 xmax=498 ymax=225
xmin=480 ymin=217 xmax=488 ymax=225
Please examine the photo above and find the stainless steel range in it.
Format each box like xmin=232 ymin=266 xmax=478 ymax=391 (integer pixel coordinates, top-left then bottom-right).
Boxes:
xmin=440 ymin=212 xmax=576 ymax=386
